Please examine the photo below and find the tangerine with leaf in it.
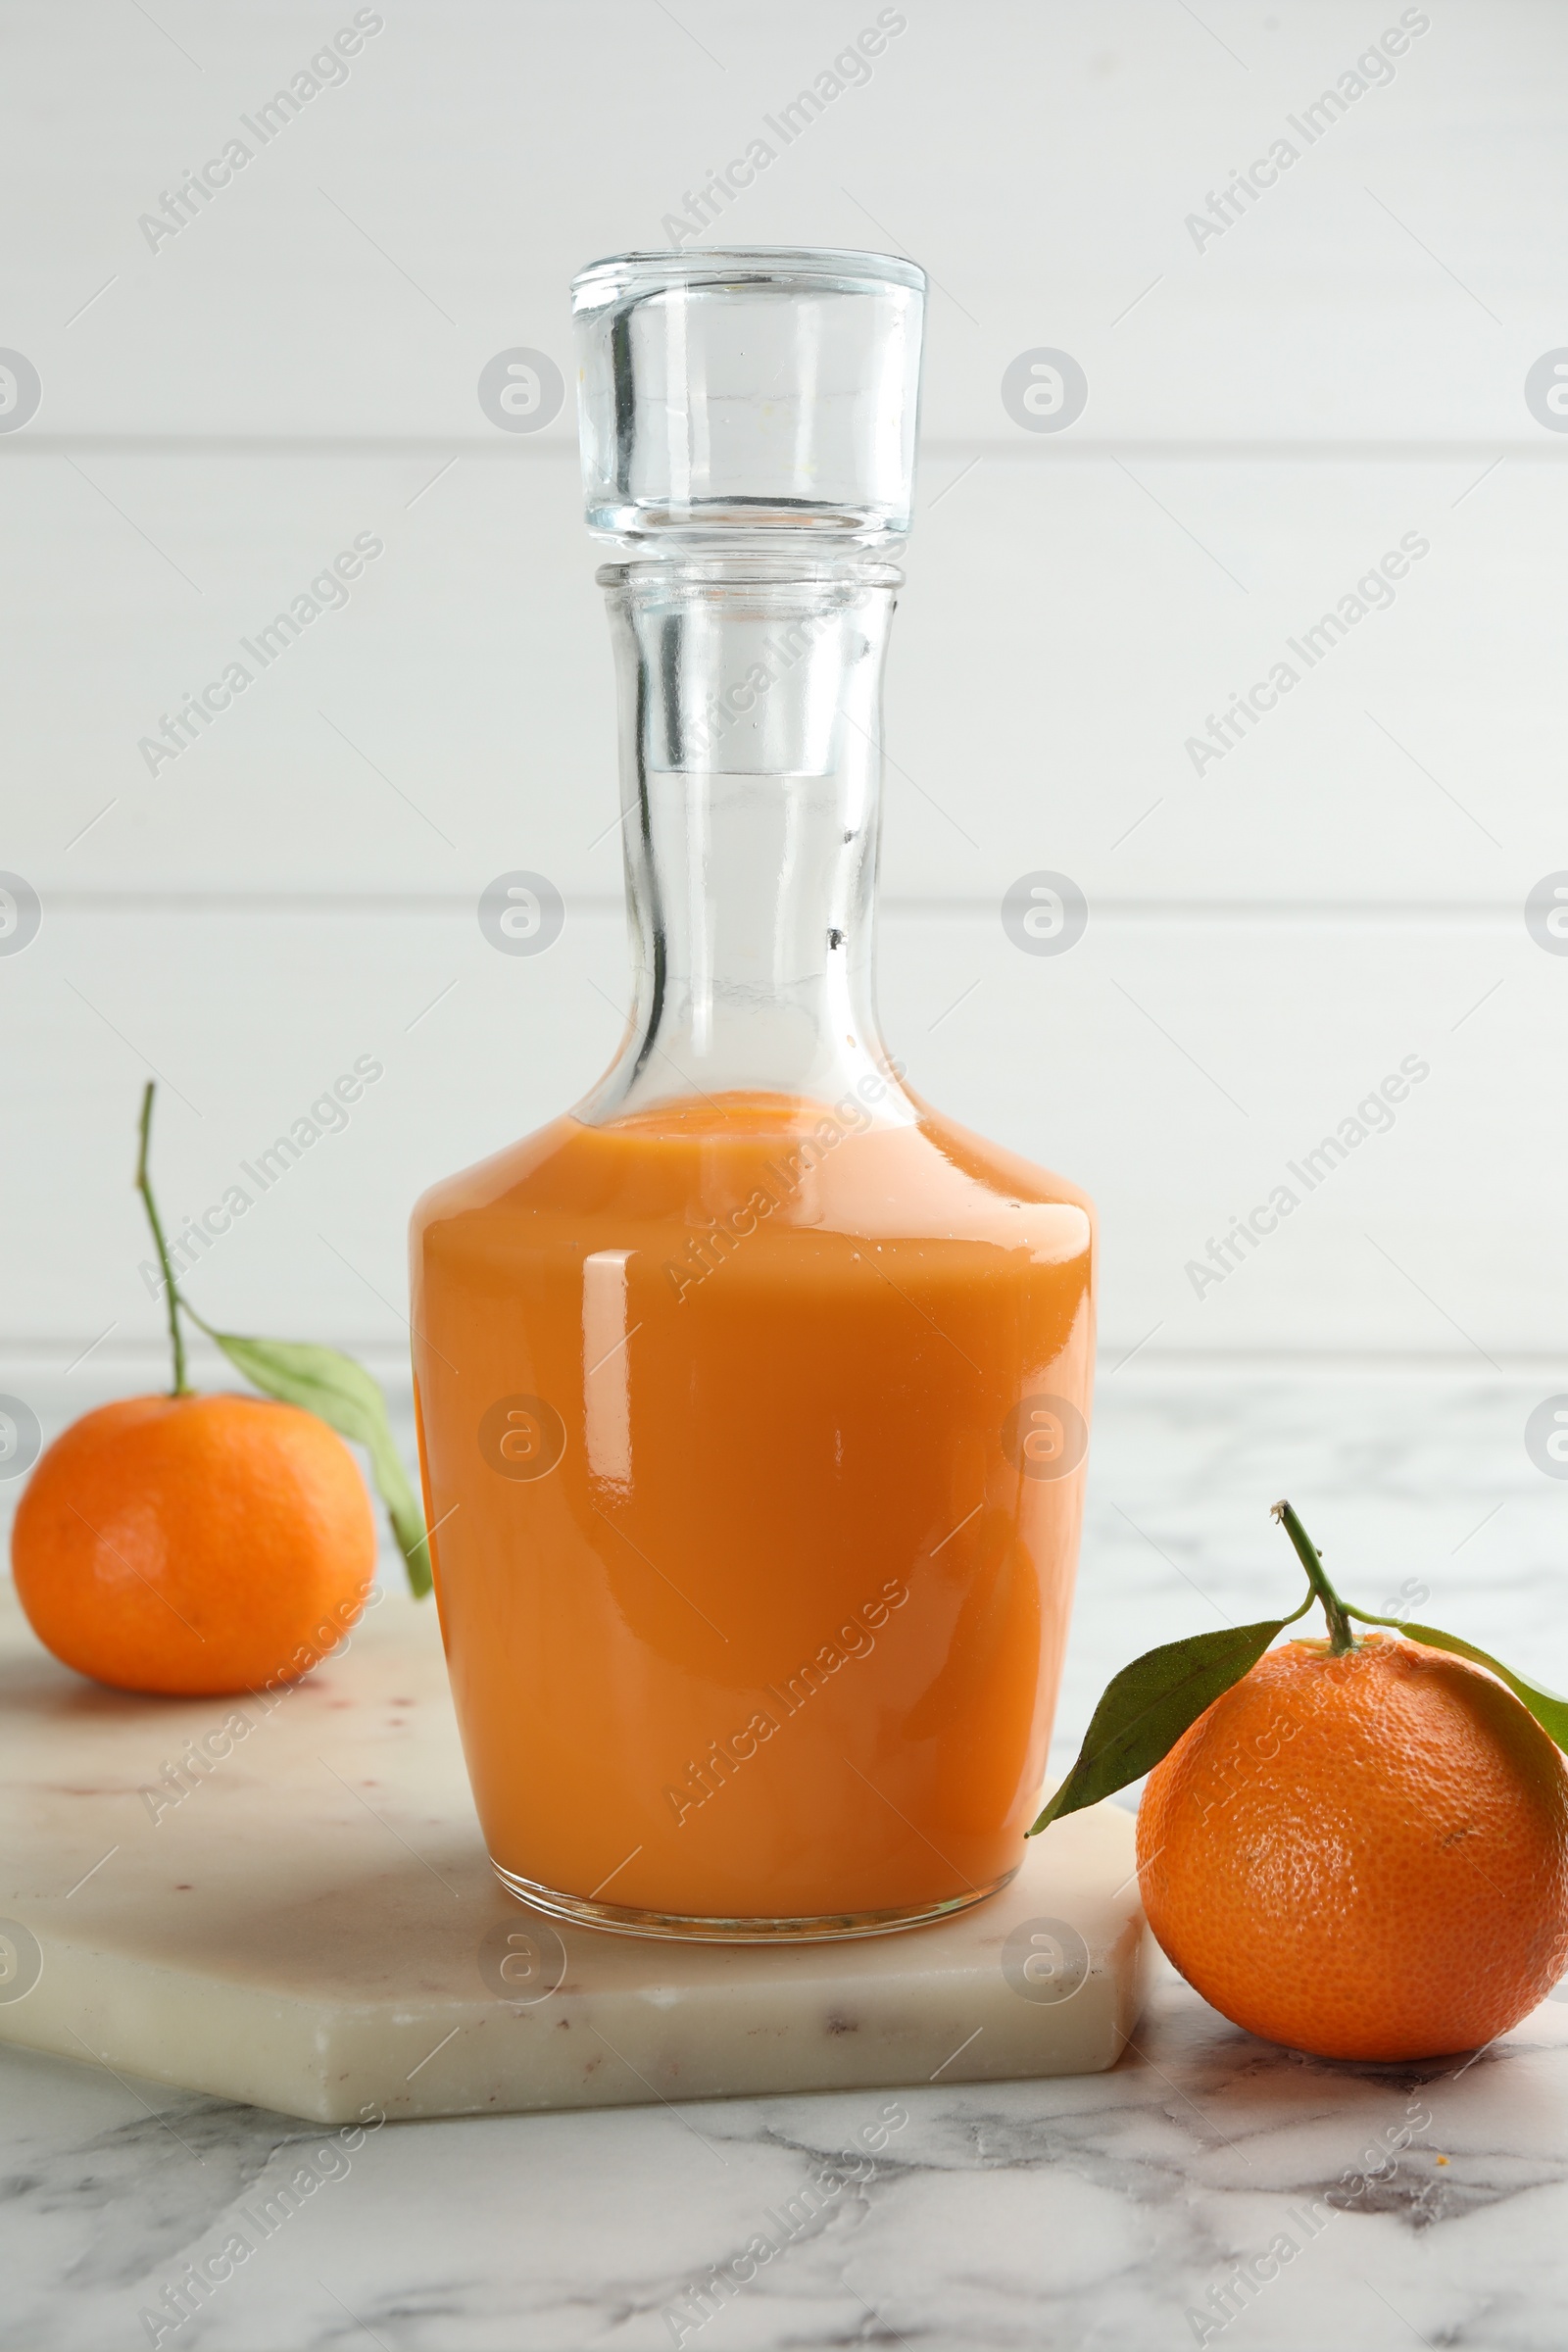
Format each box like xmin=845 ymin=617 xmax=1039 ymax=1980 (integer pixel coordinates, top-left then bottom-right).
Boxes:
xmin=1033 ymin=1501 xmax=1568 ymax=2062
xmin=11 ymin=1086 xmax=430 ymax=1696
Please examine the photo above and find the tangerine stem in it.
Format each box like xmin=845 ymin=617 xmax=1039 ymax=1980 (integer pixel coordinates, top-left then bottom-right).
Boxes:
xmin=1271 ymin=1499 xmax=1356 ymax=1653
xmin=135 ymin=1081 xmax=190 ymax=1396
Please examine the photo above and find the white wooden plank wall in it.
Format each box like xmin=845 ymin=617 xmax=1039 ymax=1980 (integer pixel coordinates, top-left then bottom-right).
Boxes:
xmin=3 ymin=0 xmax=1566 ymax=1389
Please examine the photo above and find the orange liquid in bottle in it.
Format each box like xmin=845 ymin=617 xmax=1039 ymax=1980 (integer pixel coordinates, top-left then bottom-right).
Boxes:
xmin=411 ymin=1091 xmax=1094 ymax=1931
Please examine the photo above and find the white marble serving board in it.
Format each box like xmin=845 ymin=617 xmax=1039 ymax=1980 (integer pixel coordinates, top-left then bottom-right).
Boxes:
xmin=0 ymin=1585 xmax=1150 ymax=2127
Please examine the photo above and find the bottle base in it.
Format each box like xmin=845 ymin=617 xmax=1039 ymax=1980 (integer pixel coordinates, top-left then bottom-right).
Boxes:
xmin=492 ymin=1858 xmax=1018 ymax=1943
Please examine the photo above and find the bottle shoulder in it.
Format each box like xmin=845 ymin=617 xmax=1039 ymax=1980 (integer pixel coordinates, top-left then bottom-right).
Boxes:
xmin=907 ymin=1101 xmax=1094 ymax=1220
xmin=410 ymin=1114 xmax=583 ymax=1236
xmin=412 ymin=1100 xmax=1093 ymax=1256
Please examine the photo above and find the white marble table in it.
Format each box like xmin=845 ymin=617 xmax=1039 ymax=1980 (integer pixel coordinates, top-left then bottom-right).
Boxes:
xmin=5 ymin=1362 xmax=1568 ymax=2349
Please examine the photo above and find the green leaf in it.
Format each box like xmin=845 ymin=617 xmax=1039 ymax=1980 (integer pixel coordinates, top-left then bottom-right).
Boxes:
xmin=209 ymin=1331 xmax=433 ymax=1598
xmin=1346 ymin=1608 xmax=1568 ymax=1751
xmin=1029 ymin=1596 xmax=1312 ymax=1835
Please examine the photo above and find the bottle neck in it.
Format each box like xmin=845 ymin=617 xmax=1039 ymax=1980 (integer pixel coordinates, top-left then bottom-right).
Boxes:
xmin=577 ymin=560 xmax=912 ymax=1130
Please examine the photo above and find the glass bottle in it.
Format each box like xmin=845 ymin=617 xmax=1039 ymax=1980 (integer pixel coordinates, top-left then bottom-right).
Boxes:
xmin=410 ymin=249 xmax=1096 ymax=1940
